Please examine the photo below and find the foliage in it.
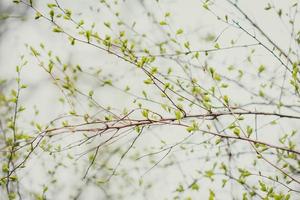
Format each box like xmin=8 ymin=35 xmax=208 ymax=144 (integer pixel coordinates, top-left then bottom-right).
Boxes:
xmin=0 ymin=0 xmax=300 ymax=199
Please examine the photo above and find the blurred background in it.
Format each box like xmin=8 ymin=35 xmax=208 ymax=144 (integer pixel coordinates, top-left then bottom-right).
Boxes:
xmin=0 ymin=0 xmax=299 ymax=199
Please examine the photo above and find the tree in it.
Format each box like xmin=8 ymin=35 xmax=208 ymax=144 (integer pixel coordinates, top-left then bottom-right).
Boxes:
xmin=0 ymin=0 xmax=300 ymax=199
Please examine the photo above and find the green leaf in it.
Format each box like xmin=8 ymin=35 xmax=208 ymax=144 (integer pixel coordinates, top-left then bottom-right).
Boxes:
xmin=184 ymin=41 xmax=190 ymax=49
xmin=222 ymin=179 xmax=228 ymax=187
xmin=88 ymin=90 xmax=94 ymax=97
xmin=104 ymin=22 xmax=111 ymax=28
xmin=150 ymin=67 xmax=158 ymax=74
xmin=76 ymin=65 xmax=82 ymax=72
xmin=104 ymin=80 xmax=112 ymax=85
xmin=159 ymin=21 xmax=167 ymax=26
xmin=35 ymin=123 xmax=42 ymax=131
xmin=30 ymin=46 xmax=40 ymax=57
xmin=246 ymin=126 xmax=253 ymax=137
xmin=209 ymin=189 xmax=215 ymax=200
xmin=186 ymin=122 xmax=199 ymax=133
xmin=86 ymin=31 xmax=91 ymax=42
xmin=239 ymin=168 xmax=251 ymax=178
xmin=52 ymin=27 xmax=62 ymax=33
xmin=258 ymin=65 xmax=265 ymax=74
xmin=176 ymin=29 xmax=183 ymax=35
xmin=143 ymin=78 xmax=153 ymax=84
xmin=190 ymin=182 xmax=199 ymax=191
xmin=215 ymin=137 xmax=222 ymax=145
xmin=69 ymin=37 xmax=75 ymax=45
xmin=259 ymin=180 xmax=267 ymax=192
xmin=2 ymin=163 xmax=9 ymax=173
xmin=21 ymin=84 xmax=28 ymax=89
xmin=135 ymin=125 xmax=142 ymax=134
xmin=259 ymin=90 xmax=265 ymax=97
xmin=69 ymin=110 xmax=76 ymax=115
xmin=205 ymin=170 xmax=215 ymax=181
xmin=176 ymin=184 xmax=184 ymax=192
xmin=203 ymin=3 xmax=209 ymax=10
xmin=142 ymin=90 xmax=147 ymax=98
xmin=47 ymin=4 xmax=57 ymax=8
xmin=223 ymin=95 xmax=229 ymax=105
xmin=213 ymin=73 xmax=221 ymax=81
xmin=35 ymin=12 xmax=42 ymax=20
xmin=225 ymin=15 xmax=228 ymax=22
xmin=8 ymin=192 xmax=16 ymax=200
xmin=141 ymin=109 xmax=149 ymax=118
xmin=233 ymin=128 xmax=240 ymax=137
xmin=49 ymin=10 xmax=54 ymax=21
xmin=264 ymin=3 xmax=272 ymax=10
xmin=175 ymin=110 xmax=182 ymax=120
xmin=18 ymin=106 xmax=26 ymax=112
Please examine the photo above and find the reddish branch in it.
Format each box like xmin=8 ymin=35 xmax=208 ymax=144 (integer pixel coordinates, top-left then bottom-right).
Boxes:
xmin=40 ymin=110 xmax=300 ymax=156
